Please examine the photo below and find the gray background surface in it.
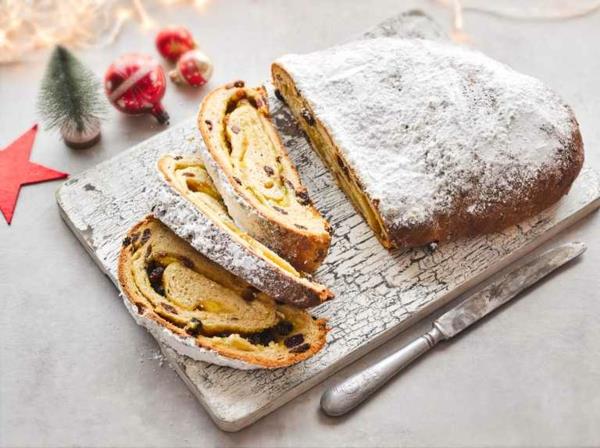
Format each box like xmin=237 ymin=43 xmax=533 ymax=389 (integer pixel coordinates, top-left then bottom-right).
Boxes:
xmin=1 ymin=1 xmax=599 ymax=446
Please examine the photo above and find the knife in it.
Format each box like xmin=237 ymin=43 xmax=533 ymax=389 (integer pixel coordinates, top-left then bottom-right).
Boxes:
xmin=320 ymin=241 xmax=586 ymax=417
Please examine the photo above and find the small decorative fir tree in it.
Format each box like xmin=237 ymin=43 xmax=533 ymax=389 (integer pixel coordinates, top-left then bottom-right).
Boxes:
xmin=38 ymin=45 xmax=106 ymax=149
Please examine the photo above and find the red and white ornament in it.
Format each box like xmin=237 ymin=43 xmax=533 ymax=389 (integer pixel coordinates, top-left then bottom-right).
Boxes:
xmin=169 ymin=49 xmax=213 ymax=87
xmin=104 ymin=53 xmax=169 ymax=124
xmin=155 ymin=26 xmax=196 ymax=63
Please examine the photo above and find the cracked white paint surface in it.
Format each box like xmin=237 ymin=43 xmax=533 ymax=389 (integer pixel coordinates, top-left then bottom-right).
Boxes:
xmin=56 ymin=11 xmax=600 ymax=431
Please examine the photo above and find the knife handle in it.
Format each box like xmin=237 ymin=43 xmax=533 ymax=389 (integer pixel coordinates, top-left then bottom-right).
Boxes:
xmin=321 ymin=325 xmax=445 ymax=416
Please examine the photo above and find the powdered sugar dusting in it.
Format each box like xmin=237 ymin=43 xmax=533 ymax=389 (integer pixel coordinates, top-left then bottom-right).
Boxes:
xmin=155 ymin=181 xmax=269 ymax=285
xmin=276 ymin=38 xmax=577 ymax=228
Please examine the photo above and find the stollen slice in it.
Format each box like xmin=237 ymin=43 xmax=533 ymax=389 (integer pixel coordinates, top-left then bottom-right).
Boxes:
xmin=197 ymin=81 xmax=331 ymax=273
xmin=118 ymin=216 xmax=328 ymax=369
xmin=155 ymin=154 xmax=334 ymax=308
xmin=272 ymin=37 xmax=584 ymax=249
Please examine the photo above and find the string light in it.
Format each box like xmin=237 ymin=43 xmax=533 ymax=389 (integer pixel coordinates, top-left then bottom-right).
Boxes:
xmin=133 ymin=0 xmax=157 ymax=30
xmin=3 ymin=0 xmax=598 ymax=64
xmin=0 ymin=0 xmax=211 ymax=65
xmin=436 ymin=0 xmax=600 ymax=44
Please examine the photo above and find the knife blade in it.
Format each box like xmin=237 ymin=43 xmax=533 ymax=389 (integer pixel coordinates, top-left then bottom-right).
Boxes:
xmin=434 ymin=241 xmax=586 ymax=338
xmin=321 ymin=242 xmax=586 ymax=417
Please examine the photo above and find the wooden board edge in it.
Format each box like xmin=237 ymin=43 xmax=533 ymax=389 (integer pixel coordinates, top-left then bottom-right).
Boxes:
xmin=57 ymin=200 xmax=111 ymax=277
xmin=55 ymin=118 xmax=196 ymax=197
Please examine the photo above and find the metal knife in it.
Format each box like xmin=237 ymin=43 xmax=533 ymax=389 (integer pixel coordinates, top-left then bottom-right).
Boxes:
xmin=320 ymin=241 xmax=586 ymax=417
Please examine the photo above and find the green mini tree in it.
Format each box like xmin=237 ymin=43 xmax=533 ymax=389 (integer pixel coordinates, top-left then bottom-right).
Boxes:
xmin=38 ymin=45 xmax=106 ymax=149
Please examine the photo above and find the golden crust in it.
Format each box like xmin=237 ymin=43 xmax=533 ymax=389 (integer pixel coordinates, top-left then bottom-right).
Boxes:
xmin=197 ymin=81 xmax=331 ymax=273
xmin=118 ymin=216 xmax=328 ymax=369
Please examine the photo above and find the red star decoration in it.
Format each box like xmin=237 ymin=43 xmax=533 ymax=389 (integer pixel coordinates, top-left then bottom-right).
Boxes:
xmin=0 ymin=124 xmax=68 ymax=224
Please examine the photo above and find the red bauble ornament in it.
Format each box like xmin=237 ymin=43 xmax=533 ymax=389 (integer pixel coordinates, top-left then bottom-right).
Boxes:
xmin=104 ymin=53 xmax=169 ymax=124
xmin=155 ymin=26 xmax=196 ymax=63
xmin=169 ymin=49 xmax=213 ymax=87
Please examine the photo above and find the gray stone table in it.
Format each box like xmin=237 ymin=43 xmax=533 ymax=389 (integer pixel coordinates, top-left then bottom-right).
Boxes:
xmin=1 ymin=1 xmax=599 ymax=446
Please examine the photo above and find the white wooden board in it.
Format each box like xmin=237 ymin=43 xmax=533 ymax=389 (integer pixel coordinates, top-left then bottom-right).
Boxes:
xmin=56 ymin=11 xmax=600 ymax=432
